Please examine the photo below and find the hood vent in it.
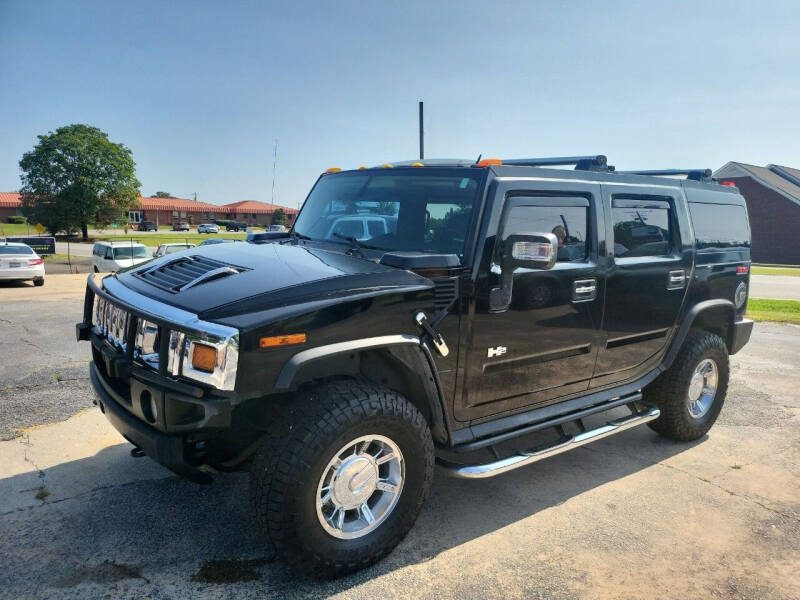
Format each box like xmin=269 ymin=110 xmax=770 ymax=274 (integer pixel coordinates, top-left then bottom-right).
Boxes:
xmin=433 ymin=277 xmax=459 ymax=311
xmin=134 ymin=255 xmax=249 ymax=293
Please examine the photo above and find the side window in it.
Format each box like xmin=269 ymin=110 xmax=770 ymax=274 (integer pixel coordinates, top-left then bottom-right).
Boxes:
xmin=105 ymin=248 xmax=113 ymax=259
xmin=689 ymin=202 xmax=750 ymax=251
xmin=612 ymin=197 xmax=672 ymax=258
xmin=502 ymin=196 xmax=590 ymax=262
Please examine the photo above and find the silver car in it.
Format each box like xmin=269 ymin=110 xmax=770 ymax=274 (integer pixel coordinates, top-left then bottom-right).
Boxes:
xmin=198 ymin=223 xmax=220 ymax=234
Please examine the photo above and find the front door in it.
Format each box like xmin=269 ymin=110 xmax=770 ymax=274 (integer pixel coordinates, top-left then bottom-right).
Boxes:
xmin=592 ymin=185 xmax=693 ymax=387
xmin=456 ymin=182 xmax=605 ymax=421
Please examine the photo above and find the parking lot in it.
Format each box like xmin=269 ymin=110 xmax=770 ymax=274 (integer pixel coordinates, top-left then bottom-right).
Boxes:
xmin=1 ymin=275 xmax=798 ymax=599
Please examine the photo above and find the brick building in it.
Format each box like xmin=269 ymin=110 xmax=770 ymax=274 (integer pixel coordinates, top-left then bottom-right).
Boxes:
xmin=0 ymin=193 xmax=297 ymax=228
xmin=713 ymin=162 xmax=800 ymax=265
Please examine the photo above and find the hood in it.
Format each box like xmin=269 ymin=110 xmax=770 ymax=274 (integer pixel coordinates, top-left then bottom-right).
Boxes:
xmin=115 ymin=241 xmax=432 ymax=316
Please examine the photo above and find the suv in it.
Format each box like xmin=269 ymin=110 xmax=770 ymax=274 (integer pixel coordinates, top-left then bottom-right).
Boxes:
xmin=225 ymin=221 xmax=247 ymax=231
xmin=138 ymin=221 xmax=158 ymax=231
xmin=76 ymin=156 xmax=753 ymax=577
xmin=91 ymin=241 xmax=151 ymax=273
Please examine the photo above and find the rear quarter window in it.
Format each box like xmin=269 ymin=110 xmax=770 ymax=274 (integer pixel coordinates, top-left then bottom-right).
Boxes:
xmin=689 ymin=203 xmax=751 ymax=251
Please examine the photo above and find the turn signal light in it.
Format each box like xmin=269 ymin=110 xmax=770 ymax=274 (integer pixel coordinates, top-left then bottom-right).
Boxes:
xmin=191 ymin=343 xmax=218 ymax=372
xmin=476 ymin=158 xmax=502 ymax=167
xmin=259 ymin=333 xmax=307 ymax=348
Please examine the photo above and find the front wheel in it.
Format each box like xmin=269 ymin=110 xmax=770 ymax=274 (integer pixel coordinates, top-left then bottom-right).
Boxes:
xmin=250 ymin=381 xmax=434 ymax=578
xmin=645 ymin=330 xmax=730 ymax=441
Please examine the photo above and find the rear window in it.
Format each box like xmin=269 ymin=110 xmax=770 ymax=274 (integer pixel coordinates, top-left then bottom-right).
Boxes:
xmin=689 ymin=203 xmax=750 ymax=251
xmin=0 ymin=245 xmax=33 ymax=255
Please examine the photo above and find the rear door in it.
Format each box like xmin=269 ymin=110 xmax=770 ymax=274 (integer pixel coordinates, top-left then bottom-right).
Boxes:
xmin=592 ymin=184 xmax=693 ymax=387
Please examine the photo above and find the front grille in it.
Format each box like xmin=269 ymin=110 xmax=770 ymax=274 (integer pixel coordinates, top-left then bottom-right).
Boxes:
xmin=133 ymin=255 xmax=249 ymax=293
xmin=433 ymin=277 xmax=459 ymax=311
xmin=94 ymin=295 xmax=130 ymax=350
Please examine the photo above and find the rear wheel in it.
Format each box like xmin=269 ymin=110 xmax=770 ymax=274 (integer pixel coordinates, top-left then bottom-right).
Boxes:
xmin=250 ymin=380 xmax=434 ymax=578
xmin=645 ymin=330 xmax=729 ymax=441
xmin=33 ymin=277 xmax=44 ymax=287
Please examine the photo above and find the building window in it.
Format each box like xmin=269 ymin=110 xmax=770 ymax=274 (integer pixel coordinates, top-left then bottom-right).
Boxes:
xmin=209 ymin=212 xmax=215 ymax=219
xmin=252 ymin=213 xmax=257 ymax=219
xmin=180 ymin=211 xmax=187 ymax=218
xmin=128 ymin=210 xmax=143 ymax=223
xmin=201 ymin=212 xmax=208 ymax=219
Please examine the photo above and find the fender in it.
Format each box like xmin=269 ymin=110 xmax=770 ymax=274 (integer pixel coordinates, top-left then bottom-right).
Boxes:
xmin=663 ymin=299 xmax=736 ymax=370
xmin=274 ymin=335 xmax=451 ymax=444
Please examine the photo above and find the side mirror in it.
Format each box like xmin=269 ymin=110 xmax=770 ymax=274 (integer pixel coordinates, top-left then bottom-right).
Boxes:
xmin=490 ymin=233 xmax=558 ymax=313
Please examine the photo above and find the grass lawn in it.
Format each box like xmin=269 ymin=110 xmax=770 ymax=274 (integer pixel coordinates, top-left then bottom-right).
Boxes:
xmin=92 ymin=232 xmax=248 ymax=246
xmin=0 ymin=222 xmax=41 ymax=236
xmin=751 ymin=266 xmax=800 ymax=277
xmin=747 ymin=298 xmax=800 ymax=324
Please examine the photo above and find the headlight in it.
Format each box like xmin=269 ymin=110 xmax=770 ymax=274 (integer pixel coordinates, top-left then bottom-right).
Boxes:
xmin=735 ymin=281 xmax=748 ymax=310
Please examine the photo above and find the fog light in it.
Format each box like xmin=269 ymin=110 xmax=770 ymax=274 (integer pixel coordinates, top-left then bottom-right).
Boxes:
xmin=191 ymin=343 xmax=218 ymax=372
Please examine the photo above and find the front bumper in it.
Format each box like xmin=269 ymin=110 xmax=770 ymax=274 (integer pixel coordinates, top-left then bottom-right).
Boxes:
xmin=89 ymin=361 xmax=227 ymax=482
xmin=730 ymin=318 xmax=754 ymax=355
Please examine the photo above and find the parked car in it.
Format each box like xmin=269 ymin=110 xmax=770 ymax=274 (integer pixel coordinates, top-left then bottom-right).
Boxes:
xmin=153 ymin=243 xmax=196 ymax=257
xmin=198 ymin=223 xmax=220 ymax=234
xmin=91 ymin=241 xmax=151 ymax=273
xmin=225 ymin=221 xmax=247 ymax=231
xmin=138 ymin=221 xmax=158 ymax=231
xmin=267 ymin=224 xmax=287 ymax=232
xmin=172 ymin=222 xmax=190 ymax=232
xmin=0 ymin=242 xmax=44 ymax=286
xmin=77 ymin=155 xmax=753 ymax=578
xmin=198 ymin=237 xmax=233 ymax=246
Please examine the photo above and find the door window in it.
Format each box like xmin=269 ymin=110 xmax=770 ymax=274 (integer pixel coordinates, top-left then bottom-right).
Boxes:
xmin=612 ymin=198 xmax=672 ymax=258
xmin=501 ymin=197 xmax=589 ymax=262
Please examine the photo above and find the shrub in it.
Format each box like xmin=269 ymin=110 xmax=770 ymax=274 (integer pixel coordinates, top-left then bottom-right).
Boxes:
xmin=7 ymin=215 xmax=27 ymax=224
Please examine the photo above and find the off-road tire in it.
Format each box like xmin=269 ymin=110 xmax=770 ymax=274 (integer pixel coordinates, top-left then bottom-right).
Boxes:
xmin=250 ymin=380 xmax=435 ymax=578
xmin=33 ymin=277 xmax=44 ymax=287
xmin=645 ymin=330 xmax=729 ymax=441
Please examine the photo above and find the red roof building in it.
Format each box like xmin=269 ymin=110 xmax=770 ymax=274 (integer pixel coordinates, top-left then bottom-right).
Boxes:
xmin=0 ymin=193 xmax=298 ymax=228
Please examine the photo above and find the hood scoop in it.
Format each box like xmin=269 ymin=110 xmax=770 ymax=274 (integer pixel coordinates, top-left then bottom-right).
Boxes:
xmin=134 ymin=255 xmax=250 ymax=293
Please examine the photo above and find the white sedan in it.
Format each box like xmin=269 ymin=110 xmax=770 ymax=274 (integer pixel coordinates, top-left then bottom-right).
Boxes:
xmin=197 ymin=223 xmax=220 ymax=234
xmin=0 ymin=242 xmax=45 ymax=286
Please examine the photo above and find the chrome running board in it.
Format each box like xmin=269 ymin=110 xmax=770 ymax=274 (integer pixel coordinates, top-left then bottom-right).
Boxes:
xmin=437 ymin=406 xmax=660 ymax=479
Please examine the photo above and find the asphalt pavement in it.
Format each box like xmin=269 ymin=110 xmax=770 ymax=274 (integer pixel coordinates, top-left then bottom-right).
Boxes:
xmin=0 ymin=275 xmax=798 ymax=599
xmin=750 ymin=274 xmax=800 ymax=300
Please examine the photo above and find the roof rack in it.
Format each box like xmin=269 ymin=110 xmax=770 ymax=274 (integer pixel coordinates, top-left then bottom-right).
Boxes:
xmin=619 ymin=169 xmax=713 ymax=182
xmin=501 ymin=155 xmax=611 ymax=172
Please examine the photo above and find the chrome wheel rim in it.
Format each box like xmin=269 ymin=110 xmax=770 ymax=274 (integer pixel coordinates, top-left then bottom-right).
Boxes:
xmin=687 ymin=358 xmax=718 ymax=419
xmin=316 ymin=434 xmax=404 ymax=539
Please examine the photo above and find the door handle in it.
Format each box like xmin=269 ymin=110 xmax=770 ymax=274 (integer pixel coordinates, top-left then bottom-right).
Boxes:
xmin=572 ymin=279 xmax=597 ymax=302
xmin=667 ymin=269 xmax=686 ymax=289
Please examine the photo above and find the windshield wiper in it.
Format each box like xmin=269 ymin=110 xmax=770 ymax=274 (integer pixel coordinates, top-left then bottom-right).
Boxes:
xmin=332 ymin=232 xmax=379 ymax=257
xmin=291 ymin=230 xmax=312 ymax=240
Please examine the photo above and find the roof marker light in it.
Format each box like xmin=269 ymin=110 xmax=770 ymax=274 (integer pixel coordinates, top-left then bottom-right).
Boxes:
xmin=411 ymin=162 xmax=424 ymax=167
xmin=358 ymin=166 xmax=367 ymax=170
xmin=382 ymin=163 xmax=393 ymax=168
xmin=325 ymin=167 xmax=341 ymax=173
xmin=476 ymin=158 xmax=502 ymax=167
xmin=721 ymin=181 xmax=736 ymax=187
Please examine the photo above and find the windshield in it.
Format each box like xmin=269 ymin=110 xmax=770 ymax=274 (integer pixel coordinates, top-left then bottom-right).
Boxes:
xmin=113 ymin=246 xmax=149 ymax=259
xmin=0 ymin=245 xmax=33 ymax=255
xmin=293 ymin=170 xmax=482 ymax=255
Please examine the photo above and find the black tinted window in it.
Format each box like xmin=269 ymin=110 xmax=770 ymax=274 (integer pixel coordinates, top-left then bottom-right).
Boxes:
xmin=689 ymin=203 xmax=750 ymax=251
xmin=612 ymin=204 xmax=671 ymax=258
xmin=503 ymin=202 xmax=588 ymax=262
xmin=0 ymin=245 xmax=33 ymax=255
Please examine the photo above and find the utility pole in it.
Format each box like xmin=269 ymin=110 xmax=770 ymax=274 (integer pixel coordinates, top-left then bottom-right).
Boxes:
xmin=271 ymin=139 xmax=278 ymax=205
xmin=192 ymin=192 xmax=198 ymax=202
xmin=418 ymin=101 xmax=424 ymax=160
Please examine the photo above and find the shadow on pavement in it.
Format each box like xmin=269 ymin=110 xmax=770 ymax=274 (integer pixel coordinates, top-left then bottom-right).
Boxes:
xmin=0 ymin=418 xmax=700 ymax=597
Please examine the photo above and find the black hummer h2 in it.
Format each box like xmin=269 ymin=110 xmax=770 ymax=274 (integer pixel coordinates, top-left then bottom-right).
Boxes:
xmin=76 ymin=155 xmax=753 ymax=577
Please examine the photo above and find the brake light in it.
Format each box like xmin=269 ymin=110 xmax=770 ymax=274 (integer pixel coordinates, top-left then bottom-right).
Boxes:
xmin=721 ymin=181 xmax=736 ymax=187
xmin=736 ymin=265 xmax=749 ymax=274
xmin=28 ymin=258 xmax=43 ymax=266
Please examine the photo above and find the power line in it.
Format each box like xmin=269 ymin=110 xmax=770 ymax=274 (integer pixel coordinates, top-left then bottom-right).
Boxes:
xmin=271 ymin=138 xmax=278 ymax=205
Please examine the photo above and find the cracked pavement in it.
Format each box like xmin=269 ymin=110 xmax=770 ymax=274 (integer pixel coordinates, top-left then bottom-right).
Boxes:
xmin=0 ymin=276 xmax=798 ymax=599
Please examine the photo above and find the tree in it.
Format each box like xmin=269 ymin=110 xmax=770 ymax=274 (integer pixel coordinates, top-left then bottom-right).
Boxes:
xmin=151 ymin=191 xmax=172 ymax=198
xmin=272 ymin=207 xmax=287 ymax=226
xmin=19 ymin=124 xmax=140 ymax=239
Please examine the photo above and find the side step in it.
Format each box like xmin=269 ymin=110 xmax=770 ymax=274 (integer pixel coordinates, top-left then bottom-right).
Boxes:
xmin=437 ymin=406 xmax=660 ymax=479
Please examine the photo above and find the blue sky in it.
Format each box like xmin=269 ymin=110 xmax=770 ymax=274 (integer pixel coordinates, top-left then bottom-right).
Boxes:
xmin=1 ymin=1 xmax=799 ymax=209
